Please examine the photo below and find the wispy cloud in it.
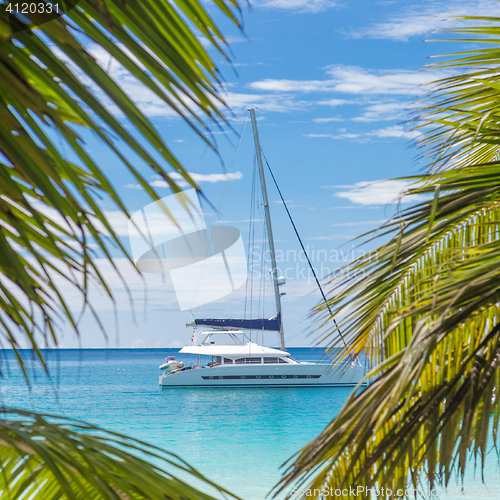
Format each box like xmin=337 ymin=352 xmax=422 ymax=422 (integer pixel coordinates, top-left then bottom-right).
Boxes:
xmin=249 ymin=65 xmax=448 ymax=96
xmin=304 ymin=133 xmax=337 ymax=138
xmin=317 ymin=98 xmax=351 ymax=107
xmin=303 ymin=124 xmax=417 ymax=141
xmin=313 ymin=116 xmax=343 ymax=123
xmin=252 ymin=0 xmax=338 ymax=13
xmin=161 ymin=171 xmax=242 ymax=185
xmin=369 ymin=125 xmax=419 ymax=139
xmin=249 ymin=78 xmax=331 ymax=93
xmin=352 ymin=102 xmax=416 ymax=122
xmin=354 ymin=0 xmax=500 ymax=41
xmin=223 ymin=91 xmax=308 ymax=113
xmin=198 ymin=34 xmax=247 ymax=48
xmin=326 ymin=180 xmax=426 ymax=206
xmin=126 ymin=172 xmax=243 ymax=190
xmin=330 ymin=219 xmax=387 ymax=227
xmin=60 ymin=44 xmax=303 ymax=121
xmin=43 ymin=257 xmax=179 ymax=313
xmin=304 ymin=132 xmax=361 ymax=140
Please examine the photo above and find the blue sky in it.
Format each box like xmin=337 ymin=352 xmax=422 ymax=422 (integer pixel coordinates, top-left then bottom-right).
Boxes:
xmin=46 ymin=0 xmax=500 ymax=349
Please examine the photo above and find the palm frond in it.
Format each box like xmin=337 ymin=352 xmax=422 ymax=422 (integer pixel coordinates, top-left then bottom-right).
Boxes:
xmin=0 ymin=2 xmax=244 ymax=499
xmin=277 ymin=15 xmax=500 ymax=498
xmin=0 ymin=408 xmax=240 ymax=499
xmin=0 ymin=0 xmax=241 ymax=379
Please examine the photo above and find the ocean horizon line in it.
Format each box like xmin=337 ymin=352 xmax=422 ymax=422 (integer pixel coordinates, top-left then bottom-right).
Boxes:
xmin=4 ymin=346 xmax=332 ymax=350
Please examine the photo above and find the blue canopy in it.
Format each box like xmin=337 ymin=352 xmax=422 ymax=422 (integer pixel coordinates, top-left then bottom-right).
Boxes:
xmin=193 ymin=313 xmax=281 ymax=332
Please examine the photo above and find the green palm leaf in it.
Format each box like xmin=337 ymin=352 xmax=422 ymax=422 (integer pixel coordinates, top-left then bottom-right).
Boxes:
xmin=0 ymin=0 xmax=240 ymax=375
xmin=0 ymin=408 xmax=240 ymax=499
xmin=0 ymin=1 xmax=242 ymax=498
xmin=277 ymin=15 xmax=500 ymax=499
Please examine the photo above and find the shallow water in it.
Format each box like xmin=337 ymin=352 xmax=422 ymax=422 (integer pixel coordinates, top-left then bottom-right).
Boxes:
xmin=2 ymin=348 xmax=499 ymax=500
xmin=0 ymin=348 xmax=354 ymax=499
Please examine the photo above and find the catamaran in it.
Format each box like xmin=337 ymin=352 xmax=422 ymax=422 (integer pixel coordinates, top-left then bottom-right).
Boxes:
xmin=159 ymin=109 xmax=366 ymax=388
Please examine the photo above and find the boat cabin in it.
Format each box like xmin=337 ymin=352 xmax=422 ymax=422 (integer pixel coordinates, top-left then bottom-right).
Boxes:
xmin=179 ymin=341 xmax=298 ymax=366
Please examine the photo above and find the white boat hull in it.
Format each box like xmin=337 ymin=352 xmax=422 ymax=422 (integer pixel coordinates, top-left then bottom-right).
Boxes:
xmin=159 ymin=363 xmax=365 ymax=388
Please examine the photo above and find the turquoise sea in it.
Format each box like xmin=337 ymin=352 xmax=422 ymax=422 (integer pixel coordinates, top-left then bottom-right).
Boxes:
xmin=0 ymin=348 xmax=353 ymax=499
xmin=2 ymin=348 xmax=500 ymax=500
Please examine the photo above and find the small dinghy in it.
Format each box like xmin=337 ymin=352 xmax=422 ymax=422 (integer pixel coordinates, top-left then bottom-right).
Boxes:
xmin=159 ymin=356 xmax=184 ymax=373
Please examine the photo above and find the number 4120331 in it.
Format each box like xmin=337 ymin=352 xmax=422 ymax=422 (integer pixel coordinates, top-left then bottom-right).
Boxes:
xmin=6 ymin=3 xmax=60 ymax=14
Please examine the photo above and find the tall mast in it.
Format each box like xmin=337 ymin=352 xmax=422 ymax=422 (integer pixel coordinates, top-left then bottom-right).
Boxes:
xmin=249 ymin=108 xmax=285 ymax=352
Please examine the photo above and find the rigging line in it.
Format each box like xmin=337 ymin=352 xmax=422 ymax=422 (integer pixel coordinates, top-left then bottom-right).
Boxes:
xmin=248 ymin=154 xmax=259 ymax=323
xmin=214 ymin=114 xmax=249 ymax=227
xmin=261 ymin=218 xmax=267 ymax=319
xmin=244 ymin=155 xmax=257 ymax=320
xmin=188 ymin=114 xmax=249 ymax=314
xmin=260 ymin=149 xmax=355 ymax=363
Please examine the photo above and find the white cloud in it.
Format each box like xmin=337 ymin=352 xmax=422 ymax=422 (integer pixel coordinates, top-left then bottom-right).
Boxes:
xmin=304 ymin=132 xmax=362 ymax=140
xmin=198 ymin=35 xmax=246 ymax=48
xmin=22 ymin=257 xmax=179 ymax=316
xmin=60 ymin=44 xmax=303 ymax=120
xmin=329 ymin=180 xmax=426 ymax=206
xmin=250 ymin=78 xmax=332 ymax=93
xmin=149 ymin=171 xmax=243 ymax=189
xmin=358 ymin=13 xmax=448 ymax=41
xmin=313 ymin=116 xmax=343 ymax=123
xmin=166 ymin=171 xmax=242 ymax=184
xmin=303 ymin=125 xmax=418 ymax=141
xmin=368 ymin=125 xmax=419 ymax=139
xmin=226 ymin=35 xmax=247 ymax=44
xmin=50 ymin=43 xmax=180 ymax=119
xmin=352 ymin=102 xmax=415 ymax=122
xmin=326 ymin=66 xmax=444 ymax=95
xmin=223 ymin=91 xmax=308 ymax=113
xmin=249 ymin=65 xmax=448 ymax=96
xmin=317 ymin=98 xmax=351 ymax=107
xmin=85 ymin=46 xmax=180 ymax=118
xmin=355 ymin=0 xmax=500 ymax=41
xmin=330 ymin=219 xmax=387 ymax=227
xmin=24 ymin=197 xmax=133 ymax=240
xmin=252 ymin=0 xmax=338 ymax=13
xmin=131 ymin=339 xmax=146 ymax=348
xmin=125 ymin=172 xmax=243 ymax=190
xmin=337 ymin=133 xmax=362 ymax=140
xmin=303 ymin=133 xmax=337 ymax=138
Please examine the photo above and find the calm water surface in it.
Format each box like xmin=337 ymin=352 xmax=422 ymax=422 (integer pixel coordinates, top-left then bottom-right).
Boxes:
xmin=2 ymin=348 xmax=499 ymax=500
xmin=0 ymin=348 xmax=353 ymax=499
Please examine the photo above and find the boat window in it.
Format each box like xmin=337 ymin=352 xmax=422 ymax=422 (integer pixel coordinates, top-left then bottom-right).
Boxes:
xmin=215 ymin=356 xmax=221 ymax=363
xmin=235 ymin=358 xmax=245 ymax=364
xmin=245 ymin=357 xmax=262 ymax=364
xmin=263 ymin=357 xmax=278 ymax=364
xmin=278 ymin=358 xmax=289 ymax=364
xmin=223 ymin=358 xmax=233 ymax=364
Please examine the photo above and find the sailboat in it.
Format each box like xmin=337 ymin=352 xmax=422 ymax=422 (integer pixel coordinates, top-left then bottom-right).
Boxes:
xmin=159 ymin=109 xmax=366 ymax=388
